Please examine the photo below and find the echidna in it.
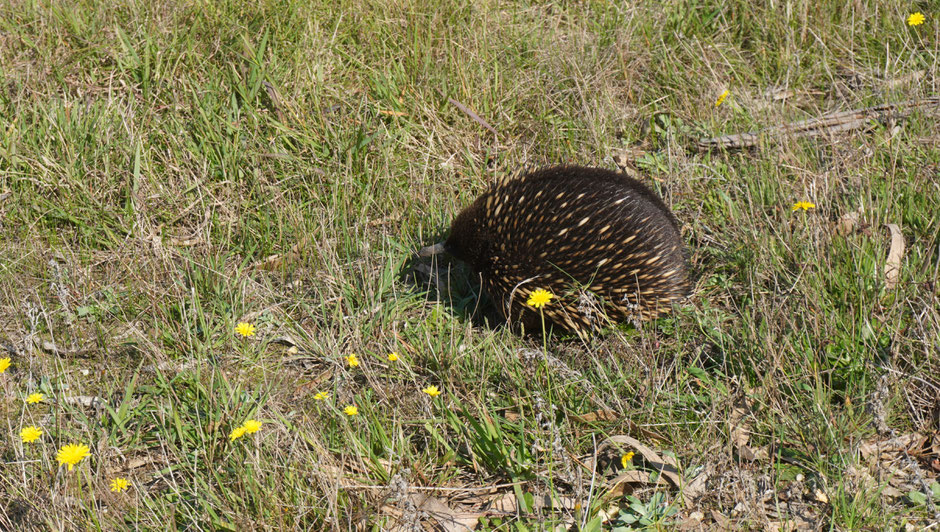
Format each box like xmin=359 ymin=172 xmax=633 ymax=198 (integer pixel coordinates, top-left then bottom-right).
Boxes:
xmin=423 ymin=165 xmax=690 ymax=337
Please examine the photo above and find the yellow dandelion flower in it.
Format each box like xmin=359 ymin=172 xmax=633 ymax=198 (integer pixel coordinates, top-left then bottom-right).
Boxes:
xmin=110 ymin=477 xmax=130 ymax=492
xmin=346 ymin=354 xmax=360 ymax=367
xmin=422 ymin=385 xmax=442 ymax=397
xmin=526 ymin=289 xmax=553 ymax=309
xmin=314 ymin=391 xmax=329 ymax=401
xmin=235 ymin=322 xmax=256 ymax=337
xmin=20 ymin=426 xmax=42 ymax=443
xmin=229 ymin=426 xmax=247 ymax=441
xmin=0 ymin=357 xmax=10 ymax=373
xmin=26 ymin=393 xmax=44 ymax=404
xmin=791 ymin=201 xmax=816 ymax=212
xmin=621 ymin=452 xmax=635 ymax=468
xmin=344 ymin=405 xmax=358 ymax=416
xmin=715 ymin=89 xmax=730 ymax=107
xmin=907 ymin=12 xmax=925 ymax=26
xmin=388 ymin=352 xmax=399 ymax=362
xmin=242 ymin=419 xmax=262 ymax=434
xmin=56 ymin=443 xmax=91 ymax=471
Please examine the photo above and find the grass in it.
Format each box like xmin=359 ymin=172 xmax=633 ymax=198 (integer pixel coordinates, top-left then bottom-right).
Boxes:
xmin=1 ymin=0 xmax=938 ymax=529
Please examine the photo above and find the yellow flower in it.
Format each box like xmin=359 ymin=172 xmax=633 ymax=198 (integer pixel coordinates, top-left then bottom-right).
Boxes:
xmin=0 ymin=357 xmax=10 ymax=373
xmin=56 ymin=443 xmax=91 ymax=471
xmin=422 ymin=385 xmax=442 ymax=397
xmin=715 ymin=89 xmax=730 ymax=107
xmin=526 ymin=288 xmax=553 ymax=309
xmin=791 ymin=201 xmax=816 ymax=212
xmin=314 ymin=391 xmax=329 ymax=401
xmin=344 ymin=405 xmax=358 ymax=416
xmin=242 ymin=419 xmax=262 ymax=434
xmin=229 ymin=426 xmax=247 ymax=441
xmin=110 ymin=477 xmax=130 ymax=492
xmin=388 ymin=352 xmax=399 ymax=362
xmin=20 ymin=426 xmax=42 ymax=443
xmin=621 ymin=452 xmax=635 ymax=468
xmin=346 ymin=354 xmax=360 ymax=367
xmin=907 ymin=12 xmax=925 ymax=26
xmin=235 ymin=322 xmax=256 ymax=337
xmin=26 ymin=393 xmax=44 ymax=404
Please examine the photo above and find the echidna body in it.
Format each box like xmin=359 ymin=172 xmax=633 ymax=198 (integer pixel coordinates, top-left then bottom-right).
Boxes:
xmin=444 ymin=165 xmax=689 ymax=336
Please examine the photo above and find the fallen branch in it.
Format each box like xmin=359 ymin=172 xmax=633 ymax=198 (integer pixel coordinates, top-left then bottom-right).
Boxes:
xmin=697 ymin=96 xmax=940 ymax=150
xmin=437 ymin=89 xmax=498 ymax=136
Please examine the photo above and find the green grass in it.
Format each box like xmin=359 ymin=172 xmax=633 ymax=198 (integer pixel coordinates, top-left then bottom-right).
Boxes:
xmin=1 ymin=0 xmax=938 ymax=529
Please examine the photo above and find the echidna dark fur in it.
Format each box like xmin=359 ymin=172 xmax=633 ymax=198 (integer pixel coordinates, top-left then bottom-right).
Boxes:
xmin=442 ymin=165 xmax=690 ymax=337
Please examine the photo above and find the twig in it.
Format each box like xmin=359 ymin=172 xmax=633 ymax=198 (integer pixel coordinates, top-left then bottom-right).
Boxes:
xmin=439 ymin=90 xmax=498 ymax=136
xmin=341 ymin=482 xmax=524 ymax=492
xmin=263 ymin=81 xmax=288 ymax=123
xmin=698 ymin=96 xmax=940 ymax=150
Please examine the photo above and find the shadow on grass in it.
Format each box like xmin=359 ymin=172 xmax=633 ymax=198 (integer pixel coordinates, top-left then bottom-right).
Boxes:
xmin=399 ymin=232 xmax=506 ymax=332
xmin=399 ymin=235 xmax=618 ymax=342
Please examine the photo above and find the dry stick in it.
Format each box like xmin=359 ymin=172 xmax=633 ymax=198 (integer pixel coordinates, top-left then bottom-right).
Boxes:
xmin=437 ymin=89 xmax=499 ymax=136
xmin=262 ymin=81 xmax=288 ymax=123
xmin=697 ymin=96 xmax=940 ymax=150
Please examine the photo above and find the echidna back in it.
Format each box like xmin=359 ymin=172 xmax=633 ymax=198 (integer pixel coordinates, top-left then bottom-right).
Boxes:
xmin=446 ymin=166 xmax=689 ymax=335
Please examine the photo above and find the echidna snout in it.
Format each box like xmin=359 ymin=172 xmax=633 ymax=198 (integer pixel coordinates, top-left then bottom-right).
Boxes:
xmin=443 ymin=165 xmax=690 ymax=336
